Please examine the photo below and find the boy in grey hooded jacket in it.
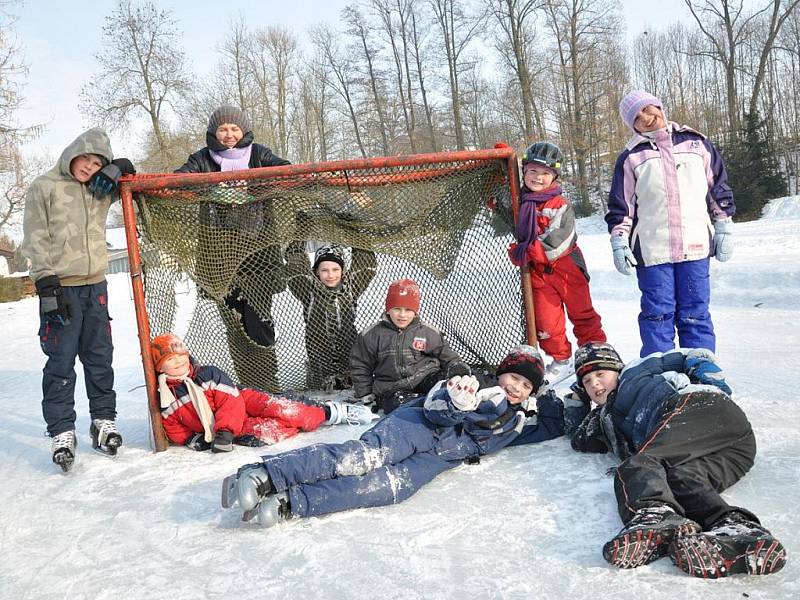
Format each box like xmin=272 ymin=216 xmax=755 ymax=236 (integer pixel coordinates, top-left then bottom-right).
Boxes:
xmin=22 ymin=127 xmax=135 ymax=472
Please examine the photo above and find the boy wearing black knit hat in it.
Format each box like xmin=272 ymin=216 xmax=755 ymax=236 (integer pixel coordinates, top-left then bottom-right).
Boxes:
xmin=566 ymin=342 xmax=786 ymax=578
xmin=284 ymin=242 xmax=376 ymax=391
xmin=220 ymin=345 xmax=570 ymax=528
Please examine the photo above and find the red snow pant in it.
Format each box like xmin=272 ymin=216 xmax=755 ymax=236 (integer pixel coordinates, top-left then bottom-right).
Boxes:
xmin=531 ymin=248 xmax=606 ymax=361
xmin=239 ymin=389 xmax=327 ymax=445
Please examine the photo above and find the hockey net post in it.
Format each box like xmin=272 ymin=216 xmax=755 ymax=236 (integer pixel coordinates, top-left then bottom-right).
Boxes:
xmin=120 ymin=148 xmax=532 ymax=452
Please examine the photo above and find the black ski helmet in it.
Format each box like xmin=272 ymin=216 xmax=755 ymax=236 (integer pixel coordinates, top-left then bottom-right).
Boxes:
xmin=313 ymin=244 xmax=345 ymax=273
xmin=521 ymin=141 xmax=563 ymax=177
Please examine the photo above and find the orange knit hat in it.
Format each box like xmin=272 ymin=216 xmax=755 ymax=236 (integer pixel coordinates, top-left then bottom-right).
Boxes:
xmin=385 ymin=278 xmax=421 ymax=313
xmin=150 ymin=334 xmax=189 ymax=372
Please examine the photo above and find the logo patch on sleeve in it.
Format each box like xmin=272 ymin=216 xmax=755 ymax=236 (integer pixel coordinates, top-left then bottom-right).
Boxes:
xmin=412 ymin=337 xmax=427 ymax=351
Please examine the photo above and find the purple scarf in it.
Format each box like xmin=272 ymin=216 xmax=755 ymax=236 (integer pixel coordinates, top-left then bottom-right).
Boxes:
xmin=510 ymin=184 xmax=563 ymax=264
xmin=209 ymin=145 xmax=253 ymax=172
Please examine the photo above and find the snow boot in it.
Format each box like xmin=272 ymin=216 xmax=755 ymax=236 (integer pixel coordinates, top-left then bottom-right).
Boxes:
xmin=245 ymin=492 xmax=291 ymax=527
xmin=90 ymin=419 xmax=122 ymax=457
xmin=603 ymin=504 xmax=701 ymax=568
xmin=221 ymin=463 xmax=275 ymax=511
xmin=211 ymin=430 xmax=234 ymax=453
xmin=670 ymin=511 xmax=787 ymax=578
xmin=233 ymin=434 xmax=266 ymax=447
xmin=325 ymin=401 xmax=379 ymax=426
xmin=542 ymin=359 xmax=574 ymax=388
xmin=51 ymin=429 xmax=77 ymax=473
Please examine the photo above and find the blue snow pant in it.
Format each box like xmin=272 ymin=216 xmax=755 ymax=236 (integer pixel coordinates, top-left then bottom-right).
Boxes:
xmin=614 ymin=390 xmax=756 ymax=529
xmin=38 ymin=281 xmax=116 ymax=437
xmin=635 ymin=258 xmax=715 ymax=357
xmin=261 ymin=407 xmax=476 ymax=518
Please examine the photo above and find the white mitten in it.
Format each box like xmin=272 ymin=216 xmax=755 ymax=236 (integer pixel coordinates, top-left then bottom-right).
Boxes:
xmin=447 ymin=375 xmax=480 ymax=412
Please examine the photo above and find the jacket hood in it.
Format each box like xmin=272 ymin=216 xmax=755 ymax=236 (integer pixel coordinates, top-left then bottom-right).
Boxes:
xmin=58 ymin=128 xmax=114 ymax=178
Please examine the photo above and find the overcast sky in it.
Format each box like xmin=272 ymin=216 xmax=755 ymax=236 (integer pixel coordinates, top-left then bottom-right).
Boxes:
xmin=12 ymin=0 xmax=689 ymax=161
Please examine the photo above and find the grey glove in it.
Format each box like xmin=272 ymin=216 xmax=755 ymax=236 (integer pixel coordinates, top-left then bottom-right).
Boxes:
xmin=610 ymin=234 xmax=637 ymax=276
xmin=713 ymin=219 xmax=734 ymax=262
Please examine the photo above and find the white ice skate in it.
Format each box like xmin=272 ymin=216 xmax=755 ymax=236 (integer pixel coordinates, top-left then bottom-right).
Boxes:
xmin=541 ymin=359 xmax=575 ymax=389
xmin=325 ymin=401 xmax=379 ymax=426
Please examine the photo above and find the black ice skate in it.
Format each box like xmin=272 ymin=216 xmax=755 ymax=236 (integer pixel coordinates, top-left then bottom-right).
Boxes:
xmin=51 ymin=430 xmax=77 ymax=473
xmin=603 ymin=504 xmax=701 ymax=568
xmin=90 ymin=419 xmax=123 ymax=457
xmin=670 ymin=511 xmax=787 ymax=578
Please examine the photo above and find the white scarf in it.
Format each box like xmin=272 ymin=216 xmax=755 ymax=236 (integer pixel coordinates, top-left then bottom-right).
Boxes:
xmin=158 ymin=372 xmax=216 ymax=443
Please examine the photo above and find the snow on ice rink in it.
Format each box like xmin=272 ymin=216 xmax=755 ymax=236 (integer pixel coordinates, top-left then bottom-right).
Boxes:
xmin=1 ymin=198 xmax=798 ymax=599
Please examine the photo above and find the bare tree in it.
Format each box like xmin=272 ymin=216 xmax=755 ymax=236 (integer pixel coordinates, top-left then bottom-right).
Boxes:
xmin=685 ymin=0 xmax=800 ymax=138
xmin=408 ymin=1 xmax=440 ymax=151
xmin=344 ymin=5 xmax=391 ymax=154
xmin=429 ymin=0 xmax=486 ymax=149
xmin=80 ymin=0 xmax=191 ymax=156
xmin=490 ymin=0 xmax=541 ymax=140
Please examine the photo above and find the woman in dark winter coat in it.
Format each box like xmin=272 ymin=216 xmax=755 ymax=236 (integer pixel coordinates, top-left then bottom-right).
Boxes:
xmin=285 ymin=242 xmax=376 ymax=391
xmin=220 ymin=345 xmax=572 ymax=528
xmin=175 ymin=105 xmax=290 ymax=390
xmin=566 ymin=342 xmax=786 ymax=579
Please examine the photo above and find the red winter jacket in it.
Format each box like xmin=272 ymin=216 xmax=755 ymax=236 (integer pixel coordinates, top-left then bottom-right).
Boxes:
xmin=160 ymin=363 xmax=325 ymax=445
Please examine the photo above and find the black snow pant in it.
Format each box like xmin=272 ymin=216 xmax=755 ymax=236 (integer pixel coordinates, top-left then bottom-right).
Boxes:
xmin=614 ymin=390 xmax=756 ymax=529
xmin=38 ymin=281 xmax=116 ymax=437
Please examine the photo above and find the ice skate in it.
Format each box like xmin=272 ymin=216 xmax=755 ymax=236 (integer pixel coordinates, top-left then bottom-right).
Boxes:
xmin=670 ymin=511 xmax=787 ymax=578
xmin=603 ymin=504 xmax=700 ymax=568
xmin=247 ymin=492 xmax=291 ymax=528
xmin=90 ymin=419 xmax=123 ymax=457
xmin=221 ymin=463 xmax=274 ymax=511
xmin=325 ymin=401 xmax=379 ymax=426
xmin=51 ymin=430 xmax=77 ymax=473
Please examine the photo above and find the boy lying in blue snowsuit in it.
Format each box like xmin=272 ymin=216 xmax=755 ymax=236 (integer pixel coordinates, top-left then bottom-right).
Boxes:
xmin=221 ymin=345 xmax=576 ymax=526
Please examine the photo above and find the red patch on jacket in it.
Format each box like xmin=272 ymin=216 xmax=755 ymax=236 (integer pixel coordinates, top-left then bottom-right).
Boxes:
xmin=412 ymin=337 xmax=427 ymax=351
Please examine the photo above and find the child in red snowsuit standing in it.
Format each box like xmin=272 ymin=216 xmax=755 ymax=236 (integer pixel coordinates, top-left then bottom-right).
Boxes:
xmin=508 ymin=141 xmax=606 ymax=385
xmin=150 ymin=334 xmax=375 ymax=452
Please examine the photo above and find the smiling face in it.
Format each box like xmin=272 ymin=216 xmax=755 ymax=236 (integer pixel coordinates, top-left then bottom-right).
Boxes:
xmin=498 ymin=372 xmax=534 ymax=405
xmin=159 ymin=353 xmax=191 ymax=378
xmin=70 ymin=154 xmax=105 ymax=183
xmin=523 ymin=163 xmax=557 ymax=192
xmin=580 ymin=369 xmax=619 ymax=406
xmin=388 ymin=307 xmax=416 ymax=330
xmin=632 ymin=105 xmax=666 ymax=133
xmin=215 ymin=123 xmax=244 ymax=149
xmin=316 ymin=261 xmax=343 ymax=288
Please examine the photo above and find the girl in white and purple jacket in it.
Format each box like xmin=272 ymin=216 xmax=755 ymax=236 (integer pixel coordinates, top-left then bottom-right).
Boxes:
xmin=606 ymin=91 xmax=735 ymax=357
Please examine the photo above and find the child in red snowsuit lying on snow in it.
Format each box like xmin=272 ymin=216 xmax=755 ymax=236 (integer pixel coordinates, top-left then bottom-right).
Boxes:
xmin=150 ymin=334 xmax=376 ymax=453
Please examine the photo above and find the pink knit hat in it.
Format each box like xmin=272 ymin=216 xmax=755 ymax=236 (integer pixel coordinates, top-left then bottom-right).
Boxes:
xmin=619 ymin=91 xmax=663 ymax=131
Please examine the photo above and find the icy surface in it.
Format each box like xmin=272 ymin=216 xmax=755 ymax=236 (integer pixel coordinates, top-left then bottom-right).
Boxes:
xmin=1 ymin=197 xmax=798 ymax=599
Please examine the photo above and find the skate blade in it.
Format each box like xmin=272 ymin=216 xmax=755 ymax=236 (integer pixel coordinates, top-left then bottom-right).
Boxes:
xmin=92 ymin=443 xmax=119 ymax=457
xmin=221 ymin=474 xmax=239 ymax=509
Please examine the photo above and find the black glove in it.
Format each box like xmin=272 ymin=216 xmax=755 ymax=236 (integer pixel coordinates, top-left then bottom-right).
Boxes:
xmin=186 ymin=433 xmax=212 ymax=452
xmin=36 ymin=275 xmax=70 ymax=325
xmin=89 ymin=158 xmax=136 ymax=196
xmin=446 ymin=362 xmax=471 ymax=379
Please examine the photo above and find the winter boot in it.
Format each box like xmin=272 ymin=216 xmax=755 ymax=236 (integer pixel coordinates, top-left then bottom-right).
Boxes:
xmin=90 ymin=419 xmax=123 ymax=457
xmin=233 ymin=434 xmax=266 ymax=447
xmin=248 ymin=492 xmax=291 ymax=527
xmin=670 ymin=511 xmax=787 ymax=578
xmin=603 ymin=504 xmax=701 ymax=568
xmin=325 ymin=401 xmax=379 ymax=426
xmin=51 ymin=429 xmax=77 ymax=473
xmin=221 ymin=463 xmax=275 ymax=511
xmin=543 ymin=359 xmax=574 ymax=387
xmin=211 ymin=430 xmax=235 ymax=453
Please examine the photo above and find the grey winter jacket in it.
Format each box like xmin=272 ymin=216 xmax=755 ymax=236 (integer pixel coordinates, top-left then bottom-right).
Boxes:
xmin=22 ymin=128 xmax=115 ymax=285
xmin=350 ymin=315 xmax=463 ymax=398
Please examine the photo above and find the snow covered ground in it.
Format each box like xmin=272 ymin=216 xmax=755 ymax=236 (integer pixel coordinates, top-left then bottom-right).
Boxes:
xmin=1 ymin=198 xmax=798 ymax=600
